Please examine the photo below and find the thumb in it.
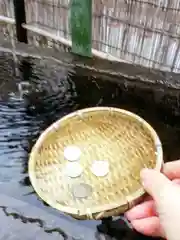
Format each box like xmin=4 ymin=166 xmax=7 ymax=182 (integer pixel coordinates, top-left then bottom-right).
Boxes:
xmin=141 ymin=168 xmax=180 ymax=240
xmin=140 ymin=168 xmax=173 ymax=203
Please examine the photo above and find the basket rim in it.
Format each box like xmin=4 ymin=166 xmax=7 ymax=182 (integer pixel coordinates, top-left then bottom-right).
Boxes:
xmin=29 ymin=106 xmax=163 ymax=217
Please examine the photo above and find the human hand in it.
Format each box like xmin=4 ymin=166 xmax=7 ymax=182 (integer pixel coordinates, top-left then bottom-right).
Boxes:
xmin=125 ymin=160 xmax=180 ymax=240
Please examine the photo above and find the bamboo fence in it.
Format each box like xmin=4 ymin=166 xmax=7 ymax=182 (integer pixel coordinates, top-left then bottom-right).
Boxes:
xmin=1 ymin=0 xmax=180 ymax=72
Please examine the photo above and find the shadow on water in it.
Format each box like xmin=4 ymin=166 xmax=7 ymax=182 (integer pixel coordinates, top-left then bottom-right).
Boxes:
xmin=0 ymin=51 xmax=180 ymax=239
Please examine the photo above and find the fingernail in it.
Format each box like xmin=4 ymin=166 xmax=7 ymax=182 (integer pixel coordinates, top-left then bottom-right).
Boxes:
xmin=140 ymin=168 xmax=151 ymax=186
xmin=140 ymin=168 xmax=149 ymax=179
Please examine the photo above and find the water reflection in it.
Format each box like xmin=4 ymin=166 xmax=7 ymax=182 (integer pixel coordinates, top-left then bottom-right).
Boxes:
xmin=1 ymin=52 xmax=180 ymax=239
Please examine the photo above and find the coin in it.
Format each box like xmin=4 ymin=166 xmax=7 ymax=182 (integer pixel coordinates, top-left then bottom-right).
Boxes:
xmin=64 ymin=145 xmax=81 ymax=161
xmin=72 ymin=183 xmax=93 ymax=198
xmin=91 ymin=160 xmax=109 ymax=177
xmin=64 ymin=162 xmax=83 ymax=178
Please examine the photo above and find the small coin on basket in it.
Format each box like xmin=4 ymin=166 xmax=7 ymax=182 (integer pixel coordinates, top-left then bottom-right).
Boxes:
xmin=64 ymin=145 xmax=81 ymax=161
xmin=72 ymin=183 xmax=93 ymax=198
xmin=91 ymin=160 xmax=109 ymax=177
xmin=64 ymin=162 xmax=83 ymax=178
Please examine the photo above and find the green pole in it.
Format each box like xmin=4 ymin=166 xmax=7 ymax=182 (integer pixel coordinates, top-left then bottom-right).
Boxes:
xmin=70 ymin=0 xmax=92 ymax=57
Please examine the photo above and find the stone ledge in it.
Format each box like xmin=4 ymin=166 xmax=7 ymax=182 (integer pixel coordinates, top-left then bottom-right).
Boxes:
xmin=1 ymin=37 xmax=180 ymax=91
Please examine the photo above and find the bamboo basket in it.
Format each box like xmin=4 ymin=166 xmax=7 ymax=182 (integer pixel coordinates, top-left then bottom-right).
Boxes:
xmin=29 ymin=107 xmax=163 ymax=220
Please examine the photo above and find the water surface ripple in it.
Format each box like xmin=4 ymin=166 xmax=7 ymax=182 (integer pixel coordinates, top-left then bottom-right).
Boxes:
xmin=0 ymin=52 xmax=180 ymax=239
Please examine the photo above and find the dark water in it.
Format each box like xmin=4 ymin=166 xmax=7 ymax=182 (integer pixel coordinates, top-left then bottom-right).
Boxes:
xmin=1 ymin=51 xmax=180 ymax=239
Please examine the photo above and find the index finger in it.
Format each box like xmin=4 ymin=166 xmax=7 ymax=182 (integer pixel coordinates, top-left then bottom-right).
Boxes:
xmin=163 ymin=160 xmax=180 ymax=180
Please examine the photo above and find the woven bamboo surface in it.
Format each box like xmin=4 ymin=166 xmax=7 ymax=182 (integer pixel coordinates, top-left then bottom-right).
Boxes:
xmin=29 ymin=107 xmax=163 ymax=220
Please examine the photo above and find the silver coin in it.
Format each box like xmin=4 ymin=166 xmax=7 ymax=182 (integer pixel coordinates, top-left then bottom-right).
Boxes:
xmin=91 ymin=160 xmax=109 ymax=177
xmin=64 ymin=145 xmax=81 ymax=161
xmin=72 ymin=183 xmax=93 ymax=198
xmin=64 ymin=162 xmax=83 ymax=178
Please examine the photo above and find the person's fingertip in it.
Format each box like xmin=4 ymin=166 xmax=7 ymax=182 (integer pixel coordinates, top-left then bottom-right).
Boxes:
xmin=140 ymin=168 xmax=172 ymax=202
xmin=131 ymin=219 xmax=142 ymax=230
xmin=125 ymin=200 xmax=156 ymax=221
xmin=140 ymin=168 xmax=150 ymax=180
xmin=124 ymin=211 xmax=131 ymax=220
xmin=131 ymin=217 xmax=165 ymax=238
xmin=140 ymin=168 xmax=153 ymax=186
xmin=131 ymin=219 xmax=148 ymax=235
xmin=163 ymin=160 xmax=180 ymax=180
xmin=125 ymin=207 xmax=141 ymax=220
